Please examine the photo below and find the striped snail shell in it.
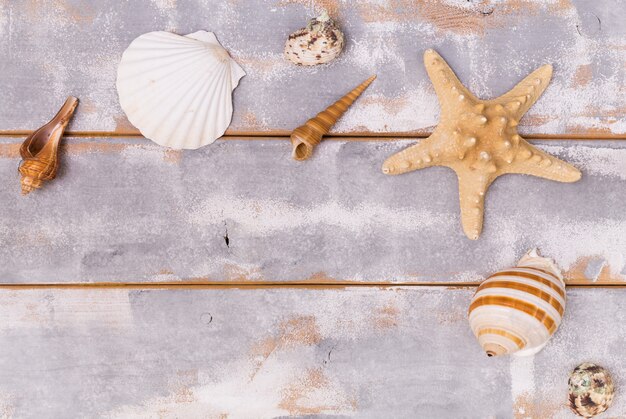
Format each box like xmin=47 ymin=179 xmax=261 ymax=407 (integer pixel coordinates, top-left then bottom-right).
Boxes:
xmin=468 ymin=249 xmax=566 ymax=357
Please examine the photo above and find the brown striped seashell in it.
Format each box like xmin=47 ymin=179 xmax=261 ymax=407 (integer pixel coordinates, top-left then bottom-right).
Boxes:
xmin=468 ymin=249 xmax=566 ymax=357
xmin=19 ymin=97 xmax=78 ymax=195
xmin=290 ymin=75 xmax=375 ymax=161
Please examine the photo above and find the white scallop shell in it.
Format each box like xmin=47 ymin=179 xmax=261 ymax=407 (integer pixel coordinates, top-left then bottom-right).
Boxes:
xmin=116 ymin=31 xmax=245 ymax=149
xmin=468 ymin=249 xmax=566 ymax=357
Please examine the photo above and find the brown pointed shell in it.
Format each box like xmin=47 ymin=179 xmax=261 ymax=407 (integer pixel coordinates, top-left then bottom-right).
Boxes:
xmin=284 ymin=12 xmax=344 ymax=66
xmin=290 ymin=75 xmax=376 ymax=161
xmin=19 ymin=97 xmax=78 ymax=195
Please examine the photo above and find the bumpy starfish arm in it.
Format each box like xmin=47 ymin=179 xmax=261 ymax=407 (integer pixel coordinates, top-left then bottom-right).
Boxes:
xmin=505 ymin=141 xmax=582 ymax=182
xmin=381 ymin=137 xmax=437 ymax=175
xmin=457 ymin=172 xmax=492 ymax=240
xmin=497 ymin=64 xmax=553 ymax=119
xmin=423 ymin=49 xmax=477 ymax=110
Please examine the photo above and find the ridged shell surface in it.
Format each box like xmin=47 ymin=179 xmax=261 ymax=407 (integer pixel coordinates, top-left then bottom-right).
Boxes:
xmin=117 ymin=31 xmax=245 ymax=149
xmin=569 ymin=363 xmax=614 ymax=418
xmin=468 ymin=249 xmax=566 ymax=357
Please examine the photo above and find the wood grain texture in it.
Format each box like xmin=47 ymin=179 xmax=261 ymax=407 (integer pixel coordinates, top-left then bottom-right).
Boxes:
xmin=0 ymin=287 xmax=622 ymax=418
xmin=0 ymin=0 xmax=623 ymax=136
xmin=2 ymin=136 xmax=626 ymax=284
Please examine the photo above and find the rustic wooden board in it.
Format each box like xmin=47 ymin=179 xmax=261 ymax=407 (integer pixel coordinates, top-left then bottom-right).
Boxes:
xmin=0 ymin=286 xmax=621 ymax=418
xmin=2 ymin=136 xmax=626 ymax=284
xmin=0 ymin=0 xmax=623 ymax=136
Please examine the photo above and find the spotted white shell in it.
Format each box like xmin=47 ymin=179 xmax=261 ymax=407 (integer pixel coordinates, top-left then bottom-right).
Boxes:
xmin=284 ymin=12 xmax=344 ymax=66
xmin=468 ymin=249 xmax=566 ymax=357
xmin=117 ymin=31 xmax=245 ymax=149
xmin=569 ymin=363 xmax=614 ymax=418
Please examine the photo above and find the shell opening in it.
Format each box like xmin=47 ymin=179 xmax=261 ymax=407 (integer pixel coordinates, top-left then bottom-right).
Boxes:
xmin=293 ymin=141 xmax=312 ymax=161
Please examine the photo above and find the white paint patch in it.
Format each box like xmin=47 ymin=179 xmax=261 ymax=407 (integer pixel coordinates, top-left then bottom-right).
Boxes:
xmin=110 ymin=352 xmax=355 ymax=418
xmin=0 ymin=290 xmax=133 ymax=331
xmin=109 ymin=288 xmax=407 ymax=417
xmin=151 ymin=0 xmax=177 ymax=10
xmin=149 ymin=0 xmax=178 ymax=31
xmin=0 ymin=391 xmax=14 ymax=418
xmin=118 ymin=142 xmax=170 ymax=162
xmin=229 ymin=50 xmax=295 ymax=82
xmin=542 ymin=144 xmax=626 ymax=181
xmin=51 ymin=289 xmax=134 ymax=329
xmin=484 ymin=213 xmax=626 ymax=283
xmin=334 ymin=85 xmax=439 ymax=133
xmin=0 ymin=4 xmax=9 ymax=40
xmin=346 ymin=35 xmax=407 ymax=74
xmin=510 ymin=355 xmax=535 ymax=418
xmin=189 ymin=196 xmax=453 ymax=235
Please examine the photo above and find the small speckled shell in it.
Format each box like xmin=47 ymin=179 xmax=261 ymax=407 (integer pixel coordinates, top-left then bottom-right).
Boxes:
xmin=284 ymin=12 xmax=344 ymax=66
xmin=569 ymin=363 xmax=614 ymax=418
xmin=468 ymin=249 xmax=566 ymax=357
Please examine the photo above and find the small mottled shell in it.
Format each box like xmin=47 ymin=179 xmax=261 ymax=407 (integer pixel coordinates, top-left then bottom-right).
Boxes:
xmin=284 ymin=12 xmax=344 ymax=66
xmin=468 ymin=249 xmax=566 ymax=357
xmin=569 ymin=363 xmax=614 ymax=418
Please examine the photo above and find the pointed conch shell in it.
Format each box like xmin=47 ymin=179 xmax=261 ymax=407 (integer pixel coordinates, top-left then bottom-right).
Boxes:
xmin=290 ymin=75 xmax=375 ymax=161
xmin=569 ymin=363 xmax=614 ymax=418
xmin=468 ymin=249 xmax=566 ymax=357
xmin=18 ymin=97 xmax=78 ymax=195
xmin=284 ymin=11 xmax=344 ymax=66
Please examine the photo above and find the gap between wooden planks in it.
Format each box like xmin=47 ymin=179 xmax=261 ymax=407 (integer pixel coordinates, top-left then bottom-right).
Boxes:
xmin=0 ymin=281 xmax=623 ymax=290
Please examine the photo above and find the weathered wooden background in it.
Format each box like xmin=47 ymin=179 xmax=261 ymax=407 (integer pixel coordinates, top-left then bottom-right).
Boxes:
xmin=0 ymin=0 xmax=625 ymax=418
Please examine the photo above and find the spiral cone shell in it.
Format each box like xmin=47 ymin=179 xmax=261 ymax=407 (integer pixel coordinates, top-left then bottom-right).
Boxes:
xmin=468 ymin=249 xmax=566 ymax=357
xmin=18 ymin=97 xmax=78 ymax=195
xmin=290 ymin=75 xmax=376 ymax=161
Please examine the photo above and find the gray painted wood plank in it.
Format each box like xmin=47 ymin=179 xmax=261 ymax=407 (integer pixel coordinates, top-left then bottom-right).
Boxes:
xmin=0 ymin=0 xmax=623 ymax=135
xmin=2 ymin=137 xmax=626 ymax=284
xmin=0 ymin=287 xmax=622 ymax=418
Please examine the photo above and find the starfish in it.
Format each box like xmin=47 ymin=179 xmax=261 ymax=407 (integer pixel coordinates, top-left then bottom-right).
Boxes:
xmin=382 ymin=49 xmax=581 ymax=240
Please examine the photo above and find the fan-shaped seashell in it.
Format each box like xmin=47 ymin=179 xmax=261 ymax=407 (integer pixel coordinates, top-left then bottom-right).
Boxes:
xmin=569 ymin=363 xmax=614 ymax=418
xmin=290 ymin=75 xmax=376 ymax=161
xmin=19 ymin=96 xmax=78 ymax=195
xmin=468 ymin=249 xmax=566 ymax=357
xmin=116 ymin=30 xmax=245 ymax=149
xmin=284 ymin=11 xmax=344 ymax=66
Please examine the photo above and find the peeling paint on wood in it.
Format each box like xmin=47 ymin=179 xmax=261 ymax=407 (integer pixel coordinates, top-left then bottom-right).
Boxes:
xmin=0 ymin=287 xmax=623 ymax=418
xmin=0 ymin=0 xmax=623 ymax=136
xmin=2 ymin=137 xmax=626 ymax=284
